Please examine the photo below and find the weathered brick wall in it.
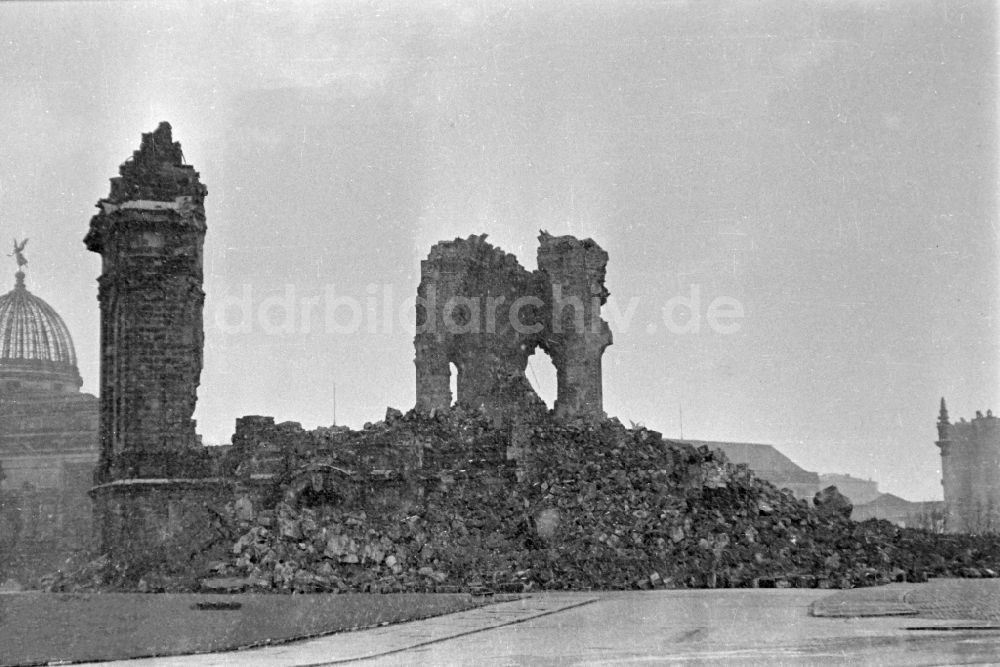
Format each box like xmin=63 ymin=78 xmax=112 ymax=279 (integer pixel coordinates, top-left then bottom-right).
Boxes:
xmin=229 ymin=414 xmax=422 ymax=471
xmin=85 ymin=122 xmax=207 ymax=483
xmin=223 ymin=408 xmax=514 ymax=520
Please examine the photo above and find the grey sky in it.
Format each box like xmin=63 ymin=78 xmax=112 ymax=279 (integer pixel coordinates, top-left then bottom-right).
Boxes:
xmin=1 ymin=1 xmax=995 ymax=500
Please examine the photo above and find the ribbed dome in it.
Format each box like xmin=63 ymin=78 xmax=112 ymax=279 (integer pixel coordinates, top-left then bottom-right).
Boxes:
xmin=0 ymin=271 xmax=81 ymax=392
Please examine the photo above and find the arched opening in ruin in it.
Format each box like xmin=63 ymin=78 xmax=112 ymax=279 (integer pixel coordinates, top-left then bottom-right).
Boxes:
xmin=449 ymin=362 xmax=459 ymax=406
xmin=288 ymin=467 xmax=358 ymax=509
xmin=526 ymin=351 xmax=557 ymax=408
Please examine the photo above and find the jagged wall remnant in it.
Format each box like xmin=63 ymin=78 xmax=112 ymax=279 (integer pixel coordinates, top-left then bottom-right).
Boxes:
xmin=936 ymin=398 xmax=1000 ymax=533
xmin=414 ymin=232 xmax=612 ymax=422
xmin=85 ymin=122 xmax=227 ymax=568
xmin=84 ymin=122 xmax=207 ymax=482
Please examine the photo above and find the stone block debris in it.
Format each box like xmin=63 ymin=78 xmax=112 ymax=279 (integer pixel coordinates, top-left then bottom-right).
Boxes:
xmin=814 ymin=486 xmax=853 ymax=520
xmin=49 ymin=408 xmax=996 ymax=594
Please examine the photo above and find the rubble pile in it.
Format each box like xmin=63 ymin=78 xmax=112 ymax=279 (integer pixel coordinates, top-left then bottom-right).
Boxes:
xmin=208 ymin=409 xmax=1000 ymax=593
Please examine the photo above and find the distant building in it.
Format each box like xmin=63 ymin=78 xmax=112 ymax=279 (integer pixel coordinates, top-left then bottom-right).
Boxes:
xmin=675 ymin=440 xmax=820 ymax=500
xmin=852 ymin=493 xmax=944 ymax=529
xmin=818 ymin=473 xmax=880 ymax=506
xmin=0 ymin=268 xmax=98 ymax=582
xmin=935 ymin=398 xmax=1000 ymax=533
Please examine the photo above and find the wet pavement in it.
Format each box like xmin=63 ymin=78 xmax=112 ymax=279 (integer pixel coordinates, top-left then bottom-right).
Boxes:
xmin=81 ymin=582 xmax=1000 ymax=666
xmin=812 ymin=577 xmax=1000 ymax=623
xmin=906 ymin=578 xmax=1000 ymax=622
xmin=76 ymin=593 xmax=598 ymax=666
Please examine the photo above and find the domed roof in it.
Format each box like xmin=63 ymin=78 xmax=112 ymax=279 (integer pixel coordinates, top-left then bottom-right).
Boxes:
xmin=0 ymin=271 xmax=81 ymax=392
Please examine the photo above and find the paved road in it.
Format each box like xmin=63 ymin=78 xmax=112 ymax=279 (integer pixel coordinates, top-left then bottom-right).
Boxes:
xmin=87 ymin=587 xmax=1000 ymax=666
xmin=813 ymin=578 xmax=1000 ymax=624
xmin=908 ymin=579 xmax=1000 ymax=622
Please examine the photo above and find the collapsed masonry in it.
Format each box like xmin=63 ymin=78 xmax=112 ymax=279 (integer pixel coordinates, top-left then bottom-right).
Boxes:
xmin=78 ymin=123 xmax=622 ymax=578
xmin=414 ymin=233 xmax=612 ymax=423
xmin=65 ymin=406 xmax=1000 ymax=593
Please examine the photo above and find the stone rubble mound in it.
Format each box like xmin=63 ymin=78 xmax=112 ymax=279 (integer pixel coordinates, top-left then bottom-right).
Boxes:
xmin=207 ymin=408 xmax=1000 ymax=593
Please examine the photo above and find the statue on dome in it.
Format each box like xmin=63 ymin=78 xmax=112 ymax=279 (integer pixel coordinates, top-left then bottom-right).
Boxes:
xmin=9 ymin=238 xmax=28 ymax=270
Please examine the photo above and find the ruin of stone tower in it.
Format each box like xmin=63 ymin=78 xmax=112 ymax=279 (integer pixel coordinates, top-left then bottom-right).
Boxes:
xmin=414 ymin=232 xmax=612 ymax=422
xmin=84 ymin=121 xmax=207 ymax=483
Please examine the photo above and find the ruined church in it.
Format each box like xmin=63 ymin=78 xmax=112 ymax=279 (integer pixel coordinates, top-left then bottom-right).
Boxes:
xmin=81 ymin=122 xmax=615 ymax=568
xmin=7 ymin=122 xmax=987 ymax=586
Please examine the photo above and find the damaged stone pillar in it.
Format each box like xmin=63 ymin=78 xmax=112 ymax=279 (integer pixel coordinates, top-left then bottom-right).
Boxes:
xmin=85 ymin=121 xmax=207 ymax=482
xmin=537 ymin=233 xmax=612 ymax=420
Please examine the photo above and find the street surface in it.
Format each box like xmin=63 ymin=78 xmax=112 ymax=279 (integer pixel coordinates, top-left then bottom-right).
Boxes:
xmin=81 ymin=581 xmax=1000 ymax=666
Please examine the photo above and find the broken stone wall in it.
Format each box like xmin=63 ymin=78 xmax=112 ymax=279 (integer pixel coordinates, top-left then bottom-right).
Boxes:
xmin=89 ymin=478 xmax=233 ymax=582
xmin=225 ymin=412 xmax=434 ymax=516
xmin=413 ymin=235 xmax=543 ymax=421
xmin=413 ymin=232 xmax=611 ymax=423
xmin=536 ymin=234 xmax=612 ymax=418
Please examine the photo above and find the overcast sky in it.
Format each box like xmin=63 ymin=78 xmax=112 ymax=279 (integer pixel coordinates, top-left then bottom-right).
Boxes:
xmin=1 ymin=0 xmax=995 ymax=500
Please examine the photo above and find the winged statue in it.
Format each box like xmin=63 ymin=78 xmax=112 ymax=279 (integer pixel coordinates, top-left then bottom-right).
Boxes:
xmin=9 ymin=238 xmax=28 ymax=269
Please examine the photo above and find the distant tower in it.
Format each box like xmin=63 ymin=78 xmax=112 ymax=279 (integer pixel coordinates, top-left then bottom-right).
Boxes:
xmin=935 ymin=397 xmax=962 ymax=530
xmin=84 ymin=122 xmax=207 ymax=483
xmin=936 ymin=397 xmax=1000 ymax=533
